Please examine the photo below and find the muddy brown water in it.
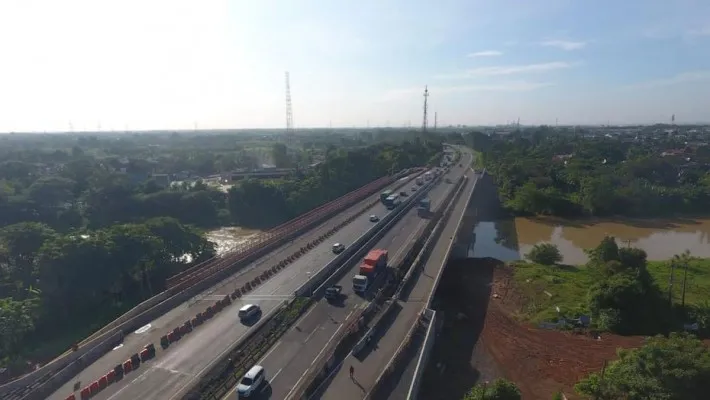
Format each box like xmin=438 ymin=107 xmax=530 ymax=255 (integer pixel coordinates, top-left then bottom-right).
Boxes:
xmin=470 ymin=217 xmax=710 ymax=265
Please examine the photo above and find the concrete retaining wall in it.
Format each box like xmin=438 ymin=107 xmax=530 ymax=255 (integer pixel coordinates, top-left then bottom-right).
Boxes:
xmin=406 ymin=309 xmax=437 ymax=400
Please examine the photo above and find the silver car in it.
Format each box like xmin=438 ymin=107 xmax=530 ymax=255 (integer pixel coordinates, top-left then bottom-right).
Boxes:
xmin=237 ymin=365 xmax=265 ymax=397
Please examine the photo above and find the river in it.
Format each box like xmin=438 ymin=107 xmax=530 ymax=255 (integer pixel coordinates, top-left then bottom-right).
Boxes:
xmin=205 ymin=227 xmax=263 ymax=255
xmin=471 ymin=217 xmax=710 ymax=265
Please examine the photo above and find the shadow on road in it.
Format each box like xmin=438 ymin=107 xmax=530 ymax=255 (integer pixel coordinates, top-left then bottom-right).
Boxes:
xmin=418 ymin=257 xmax=500 ymax=400
xmin=353 ymin=301 xmax=403 ymax=361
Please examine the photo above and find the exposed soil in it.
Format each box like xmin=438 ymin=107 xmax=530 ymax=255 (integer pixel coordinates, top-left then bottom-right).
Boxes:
xmin=421 ymin=258 xmax=646 ymax=400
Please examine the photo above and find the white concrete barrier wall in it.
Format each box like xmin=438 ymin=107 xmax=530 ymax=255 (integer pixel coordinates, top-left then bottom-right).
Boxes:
xmin=406 ymin=309 xmax=437 ymax=400
xmin=294 ymin=177 xmax=438 ymax=297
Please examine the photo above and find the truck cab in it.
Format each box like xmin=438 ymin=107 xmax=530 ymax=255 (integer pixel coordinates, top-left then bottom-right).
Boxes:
xmin=353 ymin=249 xmax=388 ymax=294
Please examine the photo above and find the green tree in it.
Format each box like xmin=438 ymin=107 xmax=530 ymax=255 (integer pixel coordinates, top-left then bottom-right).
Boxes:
xmin=463 ymin=379 xmax=522 ymax=400
xmin=575 ymin=333 xmax=710 ymax=400
xmin=526 ymin=243 xmax=562 ymax=265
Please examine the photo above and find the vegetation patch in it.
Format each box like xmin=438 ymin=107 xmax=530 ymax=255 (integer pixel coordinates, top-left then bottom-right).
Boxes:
xmin=0 ymin=131 xmax=442 ymax=375
xmin=510 ymin=237 xmax=710 ymax=337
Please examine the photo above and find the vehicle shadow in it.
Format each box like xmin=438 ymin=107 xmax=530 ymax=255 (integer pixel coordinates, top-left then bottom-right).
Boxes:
xmin=241 ymin=310 xmax=263 ymax=327
xmin=256 ymin=381 xmax=273 ymax=399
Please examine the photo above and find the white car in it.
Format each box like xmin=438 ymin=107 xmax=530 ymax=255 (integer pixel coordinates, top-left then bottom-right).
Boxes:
xmin=369 ymin=214 xmax=379 ymax=222
xmin=236 ymin=365 xmax=265 ymax=397
xmin=238 ymin=304 xmax=260 ymax=321
xmin=332 ymin=243 xmax=345 ymax=254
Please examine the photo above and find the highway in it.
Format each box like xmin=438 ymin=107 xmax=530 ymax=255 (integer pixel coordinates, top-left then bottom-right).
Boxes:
xmin=318 ymin=152 xmax=476 ymax=400
xmin=49 ymin=173 xmax=421 ymax=400
xmin=231 ymin=153 xmax=472 ymax=400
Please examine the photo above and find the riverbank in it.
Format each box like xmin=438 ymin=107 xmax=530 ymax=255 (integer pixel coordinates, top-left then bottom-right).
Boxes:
xmin=506 ymin=257 xmax=710 ymax=326
xmin=420 ymin=258 xmax=645 ymax=400
xmin=474 ymin=216 xmax=710 ymax=265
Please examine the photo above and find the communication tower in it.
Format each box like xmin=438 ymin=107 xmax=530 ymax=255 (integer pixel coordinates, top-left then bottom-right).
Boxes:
xmin=285 ymin=72 xmax=294 ymax=136
xmin=434 ymin=112 xmax=438 ymax=130
xmin=422 ymin=86 xmax=429 ymax=133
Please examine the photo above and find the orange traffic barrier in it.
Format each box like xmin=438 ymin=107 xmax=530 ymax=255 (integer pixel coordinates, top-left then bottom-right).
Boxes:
xmin=140 ymin=348 xmax=150 ymax=361
xmin=89 ymin=381 xmax=99 ymax=395
xmin=65 ymin=394 xmax=76 ymax=400
xmin=80 ymin=387 xmax=91 ymax=399
xmin=106 ymin=369 xmax=116 ymax=384
xmin=98 ymin=376 xmax=108 ymax=390
xmin=123 ymin=359 xmax=133 ymax=373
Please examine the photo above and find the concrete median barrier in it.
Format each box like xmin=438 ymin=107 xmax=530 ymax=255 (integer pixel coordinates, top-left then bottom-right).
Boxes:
xmin=296 ymin=177 xmax=439 ymax=298
xmin=6 ymin=169 xmax=430 ymax=400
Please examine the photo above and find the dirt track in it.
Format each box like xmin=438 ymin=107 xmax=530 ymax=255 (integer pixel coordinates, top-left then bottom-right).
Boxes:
xmin=421 ymin=258 xmax=645 ymax=400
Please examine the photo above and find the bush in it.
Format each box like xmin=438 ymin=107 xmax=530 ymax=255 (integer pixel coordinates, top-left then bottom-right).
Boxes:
xmin=526 ymin=243 xmax=562 ymax=265
xmin=463 ymin=379 xmax=521 ymax=400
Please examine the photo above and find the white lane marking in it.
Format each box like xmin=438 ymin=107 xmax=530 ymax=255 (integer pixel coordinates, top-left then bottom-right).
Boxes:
xmin=391 ymin=222 xmax=424 ymax=263
xmin=105 ymin=367 xmax=155 ymax=400
xmin=309 ymin=324 xmax=342 ymax=368
xmin=304 ymin=324 xmax=321 ymax=343
xmin=165 ymin=305 xmax=280 ymax=400
xmin=112 ymin=344 xmax=124 ymax=351
xmin=134 ymin=324 xmax=152 ymax=335
xmin=299 ymin=302 xmax=317 ymax=321
xmin=258 ymin=341 xmax=282 ymax=365
xmin=264 ymin=367 xmax=283 ymax=391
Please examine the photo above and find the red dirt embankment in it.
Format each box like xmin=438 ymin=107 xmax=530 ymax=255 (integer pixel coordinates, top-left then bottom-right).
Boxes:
xmin=482 ymin=260 xmax=644 ymax=399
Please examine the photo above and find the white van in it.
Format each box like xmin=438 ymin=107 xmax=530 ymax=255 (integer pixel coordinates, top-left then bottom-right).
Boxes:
xmin=238 ymin=304 xmax=260 ymax=321
xmin=236 ymin=365 xmax=265 ymax=397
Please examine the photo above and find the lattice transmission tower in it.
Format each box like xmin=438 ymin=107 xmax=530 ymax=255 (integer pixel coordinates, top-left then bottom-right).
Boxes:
xmin=422 ymin=85 xmax=429 ymax=133
xmin=285 ymin=71 xmax=294 ymax=136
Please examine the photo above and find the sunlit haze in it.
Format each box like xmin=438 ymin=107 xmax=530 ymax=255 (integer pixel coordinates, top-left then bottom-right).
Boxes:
xmin=1 ymin=0 xmax=709 ymax=132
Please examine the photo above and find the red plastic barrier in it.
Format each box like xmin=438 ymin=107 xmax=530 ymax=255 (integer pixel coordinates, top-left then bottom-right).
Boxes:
xmin=123 ymin=359 xmax=133 ymax=373
xmin=80 ymin=387 xmax=90 ymax=400
xmin=98 ymin=376 xmax=108 ymax=390
xmin=65 ymin=394 xmax=76 ymax=400
xmin=89 ymin=381 xmax=99 ymax=395
xmin=106 ymin=369 xmax=116 ymax=384
xmin=166 ymin=174 xmax=397 ymax=288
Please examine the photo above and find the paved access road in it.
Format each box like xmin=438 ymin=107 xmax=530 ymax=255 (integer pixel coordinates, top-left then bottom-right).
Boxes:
xmin=228 ymin=153 xmax=472 ymax=400
xmin=48 ymin=173 xmax=421 ymax=400
xmin=320 ymin=155 xmax=477 ymax=400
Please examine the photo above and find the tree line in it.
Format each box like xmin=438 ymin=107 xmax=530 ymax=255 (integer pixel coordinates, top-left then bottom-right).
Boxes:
xmin=0 ymin=217 xmax=214 ymax=375
xmin=0 ymin=132 xmax=442 ymax=376
xmin=0 ymin=135 xmax=442 ymax=231
xmin=446 ymin=127 xmax=710 ymax=217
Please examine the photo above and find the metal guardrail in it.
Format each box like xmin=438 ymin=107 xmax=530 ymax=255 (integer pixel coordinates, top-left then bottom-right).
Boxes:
xmin=0 ymin=170 xmax=420 ymax=400
xmin=366 ymin=158 xmax=474 ymax=398
xmin=178 ymin=169 xmax=435 ymax=399
xmin=288 ymin=170 xmax=463 ymax=399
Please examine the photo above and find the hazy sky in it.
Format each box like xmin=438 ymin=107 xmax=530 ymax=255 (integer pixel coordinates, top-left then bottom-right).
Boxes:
xmin=1 ymin=0 xmax=709 ymax=132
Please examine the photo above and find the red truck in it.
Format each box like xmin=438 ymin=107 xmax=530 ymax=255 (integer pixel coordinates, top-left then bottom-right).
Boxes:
xmin=353 ymin=249 xmax=388 ymax=294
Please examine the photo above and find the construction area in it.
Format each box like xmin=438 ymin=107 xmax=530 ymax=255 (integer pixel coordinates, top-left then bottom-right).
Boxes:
xmin=419 ymin=258 xmax=645 ymax=400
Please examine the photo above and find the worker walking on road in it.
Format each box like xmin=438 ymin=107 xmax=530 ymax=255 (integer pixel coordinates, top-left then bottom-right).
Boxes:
xmin=349 ymin=365 xmax=355 ymax=379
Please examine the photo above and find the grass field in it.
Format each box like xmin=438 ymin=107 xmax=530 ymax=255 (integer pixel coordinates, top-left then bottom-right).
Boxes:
xmin=508 ymin=257 xmax=710 ymax=324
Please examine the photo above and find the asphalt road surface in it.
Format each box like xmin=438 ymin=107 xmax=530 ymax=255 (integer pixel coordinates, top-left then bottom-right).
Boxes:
xmin=321 ymin=158 xmax=477 ymax=400
xmin=48 ymin=173 xmax=422 ymax=400
xmin=226 ymin=154 xmax=472 ymax=400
